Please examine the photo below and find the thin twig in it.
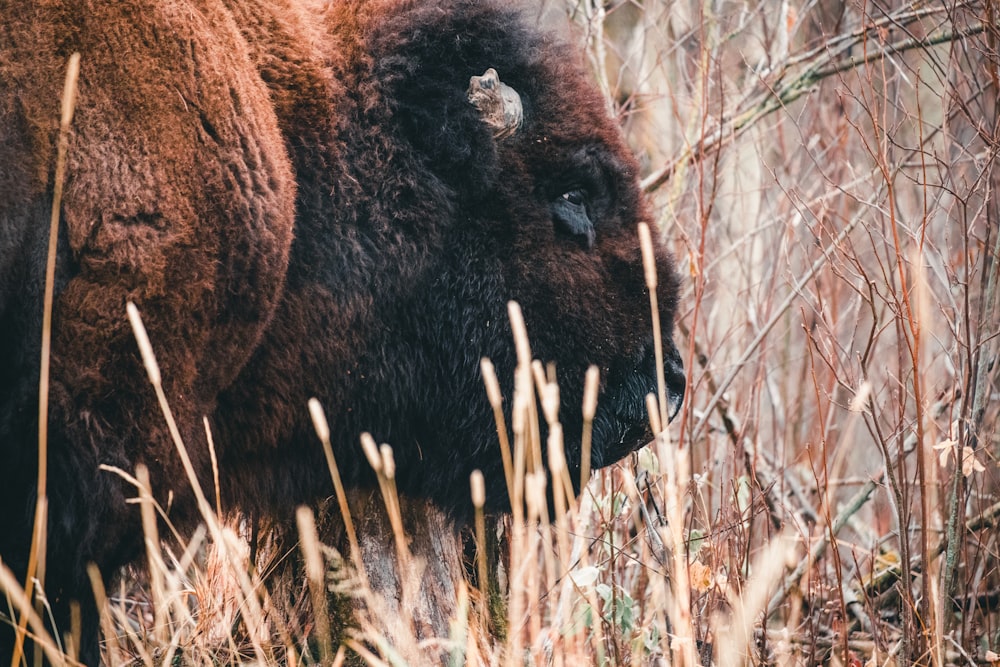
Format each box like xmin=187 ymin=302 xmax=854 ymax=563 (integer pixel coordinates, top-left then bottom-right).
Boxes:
xmin=765 ymin=475 xmax=881 ymax=617
xmin=691 ymin=212 xmax=865 ymax=443
xmin=641 ymin=22 xmax=987 ymax=194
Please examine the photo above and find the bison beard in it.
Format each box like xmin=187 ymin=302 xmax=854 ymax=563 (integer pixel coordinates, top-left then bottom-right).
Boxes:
xmin=0 ymin=0 xmax=685 ymax=664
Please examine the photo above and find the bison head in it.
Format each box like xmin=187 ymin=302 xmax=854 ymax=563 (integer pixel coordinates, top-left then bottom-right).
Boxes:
xmin=216 ymin=0 xmax=686 ymax=514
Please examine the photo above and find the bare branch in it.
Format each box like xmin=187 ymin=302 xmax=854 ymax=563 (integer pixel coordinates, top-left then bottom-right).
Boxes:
xmin=642 ymin=22 xmax=988 ymax=194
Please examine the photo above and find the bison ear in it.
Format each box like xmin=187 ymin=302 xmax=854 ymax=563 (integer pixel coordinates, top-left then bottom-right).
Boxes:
xmin=467 ymin=68 xmax=523 ymax=141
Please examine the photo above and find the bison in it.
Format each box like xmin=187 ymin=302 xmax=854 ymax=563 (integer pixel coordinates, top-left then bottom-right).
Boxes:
xmin=0 ymin=0 xmax=685 ymax=663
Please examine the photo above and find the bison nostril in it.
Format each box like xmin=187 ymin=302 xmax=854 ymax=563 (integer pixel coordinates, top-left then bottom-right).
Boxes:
xmin=665 ymin=342 xmax=685 ymax=422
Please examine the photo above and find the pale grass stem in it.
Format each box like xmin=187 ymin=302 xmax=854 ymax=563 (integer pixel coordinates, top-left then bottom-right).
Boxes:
xmin=295 ymin=506 xmax=333 ymax=665
xmin=912 ymin=244 xmax=945 ymax=663
xmin=359 ymin=433 xmax=387 ymax=511
xmin=510 ymin=388 xmax=529 ymax=517
xmin=0 ymin=561 xmax=66 ymax=667
xmin=308 ymin=398 xmax=368 ymax=586
xmin=479 ymin=358 xmax=514 ymax=504
xmin=646 ymin=389 xmax=697 ymax=666
xmin=667 ymin=489 xmax=695 ymax=663
xmin=126 ymin=302 xmax=269 ymax=663
xmin=538 ymin=422 xmax=562 ymax=629
xmin=358 ymin=433 xmax=422 ymax=647
xmin=645 ymin=393 xmax=663 ymax=436
xmin=506 ymin=378 xmax=528 ymax=663
xmin=377 ymin=444 xmax=409 ymax=571
xmin=359 ymin=433 xmax=407 ymax=565
xmin=359 ymin=435 xmax=411 ymax=568
xmin=523 ymin=472 xmax=547 ymax=656
xmin=16 ymin=52 xmax=80 ymax=667
xmin=508 ymin=302 xmax=543 ymax=474
xmin=538 ymin=373 xmax=574 ymax=507
xmin=580 ymin=365 xmax=599 ymax=491
xmin=637 ymin=222 xmax=668 ymax=431
xmin=539 ymin=379 xmax=559 ymax=430
xmin=469 ymin=470 xmax=489 ymax=627
xmin=530 ymin=360 xmax=547 ymax=400
xmin=84 ymin=564 xmax=119 ymax=665
xmin=506 ymin=301 xmax=532 ymax=369
xmin=504 ymin=301 xmax=547 ymax=664
xmin=640 ymin=220 xmax=696 ymax=665
xmin=546 ymin=424 xmax=571 ymax=578
xmin=716 ymin=535 xmax=797 ymax=667
xmin=66 ymin=603 xmax=79 ymax=665
xmin=135 ymin=465 xmax=168 ymax=645
xmin=519 ymin=369 xmax=543 ymax=475
xmin=203 ymin=417 xmax=222 ymax=516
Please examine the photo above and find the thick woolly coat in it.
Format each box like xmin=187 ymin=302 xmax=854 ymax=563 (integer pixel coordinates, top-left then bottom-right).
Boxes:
xmin=0 ymin=1 xmax=684 ymax=663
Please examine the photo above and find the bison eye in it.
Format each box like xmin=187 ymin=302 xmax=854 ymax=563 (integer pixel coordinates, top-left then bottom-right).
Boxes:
xmin=552 ymin=188 xmax=595 ymax=249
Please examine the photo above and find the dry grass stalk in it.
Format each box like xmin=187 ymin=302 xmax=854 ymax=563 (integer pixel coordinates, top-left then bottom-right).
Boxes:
xmin=470 ymin=470 xmax=489 ymax=626
xmin=134 ymin=465 xmax=167 ymax=647
xmin=13 ymin=51 xmax=81 ymax=667
xmin=579 ymin=365 xmax=600 ymax=490
xmin=309 ymin=398 xmax=368 ymax=588
xmin=480 ymin=358 xmax=515 ymax=503
xmin=127 ymin=302 xmax=271 ymax=663
xmin=295 ymin=507 xmax=332 ymax=664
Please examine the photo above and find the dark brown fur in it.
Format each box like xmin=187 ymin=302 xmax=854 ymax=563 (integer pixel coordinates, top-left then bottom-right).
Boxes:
xmin=0 ymin=1 xmax=684 ymax=663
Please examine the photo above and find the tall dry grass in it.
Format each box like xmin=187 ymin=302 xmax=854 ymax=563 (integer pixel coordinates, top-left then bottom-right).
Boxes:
xmin=566 ymin=0 xmax=999 ymax=664
xmin=3 ymin=1 xmax=998 ymax=665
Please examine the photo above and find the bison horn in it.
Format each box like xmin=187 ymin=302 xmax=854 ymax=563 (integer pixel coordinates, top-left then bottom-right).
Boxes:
xmin=467 ymin=68 xmax=523 ymax=140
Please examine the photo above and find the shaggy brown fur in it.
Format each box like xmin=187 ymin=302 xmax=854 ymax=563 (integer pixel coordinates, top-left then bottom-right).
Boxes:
xmin=0 ymin=1 xmax=684 ymax=663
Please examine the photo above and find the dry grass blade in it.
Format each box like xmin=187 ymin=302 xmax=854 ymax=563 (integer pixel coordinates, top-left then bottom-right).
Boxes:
xmin=0 ymin=562 xmax=67 ymax=667
xmin=470 ymin=470 xmax=489 ymax=629
xmin=296 ymin=507 xmax=332 ymax=664
xmin=309 ymin=398 xmax=368 ymax=587
xmin=480 ymin=358 xmax=515 ymax=504
xmin=638 ymin=222 xmax=668 ymax=431
xmin=579 ymin=365 xmax=599 ymax=491
xmin=135 ymin=465 xmax=167 ymax=645
xmin=126 ymin=302 xmax=270 ymax=663
xmin=84 ymin=565 xmax=119 ymax=665
xmin=14 ymin=51 xmax=80 ymax=667
xmin=715 ymin=535 xmax=798 ymax=667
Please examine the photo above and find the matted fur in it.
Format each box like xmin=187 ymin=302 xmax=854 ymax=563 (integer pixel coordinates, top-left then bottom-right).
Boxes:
xmin=0 ymin=1 xmax=684 ymax=663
